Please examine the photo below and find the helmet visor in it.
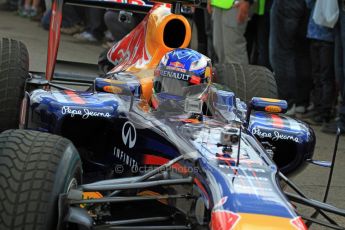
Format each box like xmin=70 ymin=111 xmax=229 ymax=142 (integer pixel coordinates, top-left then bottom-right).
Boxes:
xmin=153 ymin=67 xmax=193 ymax=97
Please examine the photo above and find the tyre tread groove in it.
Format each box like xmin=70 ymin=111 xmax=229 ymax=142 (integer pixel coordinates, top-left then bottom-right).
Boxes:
xmin=0 ymin=38 xmax=29 ymax=132
xmin=0 ymin=130 xmax=79 ymax=230
xmin=215 ymin=63 xmax=277 ymax=101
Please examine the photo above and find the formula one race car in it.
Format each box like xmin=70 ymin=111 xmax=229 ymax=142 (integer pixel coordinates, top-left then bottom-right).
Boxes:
xmin=0 ymin=0 xmax=344 ymax=229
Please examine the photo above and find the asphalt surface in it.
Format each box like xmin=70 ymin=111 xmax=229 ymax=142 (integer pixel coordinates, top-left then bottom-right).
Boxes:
xmin=1 ymin=7 xmax=345 ymax=229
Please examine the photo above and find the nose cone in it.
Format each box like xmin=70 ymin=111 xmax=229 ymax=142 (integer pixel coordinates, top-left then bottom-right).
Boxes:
xmin=210 ymin=212 xmax=307 ymax=230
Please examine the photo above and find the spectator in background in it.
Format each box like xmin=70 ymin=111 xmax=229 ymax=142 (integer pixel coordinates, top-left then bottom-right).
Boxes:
xmin=60 ymin=5 xmax=85 ymax=35
xmin=18 ymin=0 xmax=40 ymax=18
xmin=322 ymin=0 xmax=345 ymax=134
xmin=245 ymin=0 xmax=272 ymax=69
xmin=193 ymin=7 xmax=217 ymax=62
xmin=193 ymin=8 xmax=208 ymax=55
xmin=209 ymin=0 xmax=253 ymax=65
xmin=270 ymin=0 xmax=312 ymax=117
xmin=103 ymin=10 xmax=144 ymax=48
xmin=0 ymin=0 xmax=18 ymax=11
xmin=305 ymin=0 xmax=336 ymax=127
xmin=41 ymin=5 xmax=85 ymax=34
xmin=40 ymin=0 xmax=51 ymax=30
xmin=73 ymin=8 xmax=105 ymax=42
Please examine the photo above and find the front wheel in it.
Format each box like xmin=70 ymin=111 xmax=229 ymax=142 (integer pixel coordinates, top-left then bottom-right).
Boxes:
xmin=0 ymin=38 xmax=30 ymax=132
xmin=0 ymin=129 xmax=82 ymax=230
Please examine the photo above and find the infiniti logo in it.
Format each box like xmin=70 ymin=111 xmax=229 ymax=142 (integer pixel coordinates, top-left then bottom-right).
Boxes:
xmin=122 ymin=121 xmax=136 ymax=148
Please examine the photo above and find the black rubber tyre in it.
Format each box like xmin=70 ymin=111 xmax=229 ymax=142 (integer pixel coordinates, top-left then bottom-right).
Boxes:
xmin=0 ymin=38 xmax=29 ymax=132
xmin=0 ymin=129 xmax=82 ymax=230
xmin=214 ymin=63 xmax=278 ymax=102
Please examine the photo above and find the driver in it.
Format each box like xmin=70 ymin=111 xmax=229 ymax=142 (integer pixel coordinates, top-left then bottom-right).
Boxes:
xmin=151 ymin=48 xmax=212 ymax=109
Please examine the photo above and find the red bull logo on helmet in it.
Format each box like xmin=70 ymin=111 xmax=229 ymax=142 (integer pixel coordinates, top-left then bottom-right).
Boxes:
xmin=169 ymin=61 xmax=185 ymax=68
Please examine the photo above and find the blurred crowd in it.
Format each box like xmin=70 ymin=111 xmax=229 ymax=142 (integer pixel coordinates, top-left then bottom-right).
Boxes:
xmin=0 ymin=0 xmax=344 ymax=134
xmin=0 ymin=0 xmax=143 ymax=48
xmin=200 ymin=0 xmax=345 ymax=135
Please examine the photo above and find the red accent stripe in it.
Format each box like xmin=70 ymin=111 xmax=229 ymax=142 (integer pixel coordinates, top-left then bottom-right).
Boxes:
xmin=46 ymin=0 xmax=62 ymax=81
xmin=64 ymin=90 xmax=86 ymax=104
xmin=291 ymin=216 xmax=308 ymax=230
xmin=142 ymin=154 xmax=210 ymax=204
xmin=151 ymin=97 xmax=158 ymax=109
xmin=194 ymin=177 xmax=210 ymax=201
xmin=271 ymin=114 xmax=284 ymax=128
xmin=143 ymin=154 xmax=168 ymax=165
xmin=215 ymin=156 xmax=258 ymax=165
xmin=189 ymin=75 xmax=201 ymax=85
xmin=142 ymin=154 xmax=189 ymax=174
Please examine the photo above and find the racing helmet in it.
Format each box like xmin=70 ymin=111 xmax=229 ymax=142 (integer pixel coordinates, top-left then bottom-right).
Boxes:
xmin=153 ymin=48 xmax=212 ymax=98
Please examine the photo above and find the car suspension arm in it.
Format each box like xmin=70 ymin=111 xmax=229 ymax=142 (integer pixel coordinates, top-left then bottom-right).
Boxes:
xmin=279 ymin=172 xmax=338 ymax=226
xmin=108 ymin=155 xmax=185 ymax=196
xmin=298 ymin=215 xmax=345 ymax=230
xmin=82 ymin=177 xmax=193 ymax=191
xmin=285 ymin=192 xmax=345 ymax=217
xmin=69 ymin=194 xmax=193 ymax=205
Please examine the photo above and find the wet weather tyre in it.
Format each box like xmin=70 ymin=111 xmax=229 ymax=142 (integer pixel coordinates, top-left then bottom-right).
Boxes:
xmin=214 ymin=63 xmax=278 ymax=102
xmin=0 ymin=129 xmax=82 ymax=230
xmin=0 ymin=38 xmax=29 ymax=132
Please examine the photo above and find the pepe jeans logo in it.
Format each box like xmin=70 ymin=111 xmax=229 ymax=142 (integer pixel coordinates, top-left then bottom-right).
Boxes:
xmin=251 ymin=127 xmax=300 ymax=143
xmin=61 ymin=106 xmax=111 ymax=119
xmin=122 ymin=121 xmax=136 ymax=148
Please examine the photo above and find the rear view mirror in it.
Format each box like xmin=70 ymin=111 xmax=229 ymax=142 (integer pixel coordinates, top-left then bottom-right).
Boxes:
xmin=245 ymin=97 xmax=287 ymax=127
xmin=250 ymin=97 xmax=288 ymax=113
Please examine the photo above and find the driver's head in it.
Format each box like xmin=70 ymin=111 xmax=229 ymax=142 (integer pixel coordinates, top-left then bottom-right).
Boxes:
xmin=153 ymin=48 xmax=212 ymax=99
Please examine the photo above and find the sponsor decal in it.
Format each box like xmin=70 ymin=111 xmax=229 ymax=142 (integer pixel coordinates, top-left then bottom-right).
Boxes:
xmin=61 ymin=106 xmax=111 ymax=119
xmin=251 ymin=127 xmax=300 ymax=143
xmin=166 ymin=66 xmax=187 ymax=73
xmin=111 ymin=48 xmax=131 ymax=67
xmin=122 ymin=121 xmax=136 ymax=148
xmin=265 ymin=105 xmax=282 ymax=113
xmin=113 ymin=146 xmax=138 ymax=168
xmin=160 ymin=69 xmax=189 ymax=81
xmin=103 ymin=85 xmax=123 ymax=94
xmin=211 ymin=210 xmax=241 ymax=230
xmin=108 ymin=14 xmax=151 ymax=72
xmin=169 ymin=61 xmax=185 ymax=68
